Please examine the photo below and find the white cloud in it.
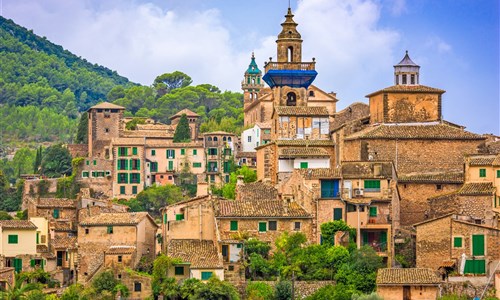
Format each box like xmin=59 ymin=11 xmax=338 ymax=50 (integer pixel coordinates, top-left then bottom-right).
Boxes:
xmin=388 ymin=0 xmax=407 ymax=16
xmin=424 ymin=36 xmax=452 ymax=54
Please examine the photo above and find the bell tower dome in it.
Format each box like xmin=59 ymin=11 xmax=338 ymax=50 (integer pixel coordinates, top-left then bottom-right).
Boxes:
xmin=394 ymin=51 xmax=420 ymax=86
xmin=242 ymin=53 xmax=264 ymax=109
xmin=276 ymin=7 xmax=303 ymax=63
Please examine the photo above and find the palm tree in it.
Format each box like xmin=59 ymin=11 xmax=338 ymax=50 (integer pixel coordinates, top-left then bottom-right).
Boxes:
xmin=0 ymin=280 xmax=41 ymax=300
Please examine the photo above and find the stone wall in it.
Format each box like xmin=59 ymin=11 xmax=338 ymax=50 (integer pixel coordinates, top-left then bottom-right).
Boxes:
xmin=415 ymin=216 xmax=451 ymax=269
xmin=429 ymin=195 xmax=497 ymax=226
xmin=67 ymin=144 xmax=88 ymax=158
xmin=242 ymin=280 xmax=335 ymax=299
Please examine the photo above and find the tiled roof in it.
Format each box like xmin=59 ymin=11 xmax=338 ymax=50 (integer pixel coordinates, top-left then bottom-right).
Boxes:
xmin=121 ymin=130 xmax=172 ymax=138
xmin=106 ymin=246 xmax=136 ymax=255
xmin=53 ymin=236 xmax=77 ymax=249
xmin=37 ymin=198 xmax=76 ymax=209
xmin=274 ymin=106 xmax=329 ymax=116
xmin=167 ymin=239 xmax=222 ymax=269
xmin=0 ymin=268 xmax=14 ymax=274
xmin=278 ymin=147 xmax=330 ymax=158
xmin=216 ymin=199 xmax=310 ymax=218
xmin=80 ymin=212 xmax=153 ymax=226
xmin=398 ymin=172 xmax=464 ymax=183
xmin=0 ymin=220 xmax=37 ymax=230
xmin=377 ymin=268 xmax=441 ymax=285
xmin=341 ymin=161 xmax=393 ymax=179
xmin=135 ymin=124 xmax=170 ymax=131
xmin=52 ymin=222 xmax=74 ymax=232
xmin=112 ymin=137 xmax=148 ymax=145
xmin=492 ymin=154 xmax=500 ymax=166
xmin=90 ymin=102 xmax=125 ymax=110
xmin=255 ymin=122 xmax=271 ymax=129
xmin=297 ymin=168 xmax=341 ymax=179
xmin=203 ymin=131 xmax=235 ymax=136
xmin=236 ymin=151 xmax=257 ymax=158
xmin=170 ymin=108 xmax=200 ymax=119
xmin=36 ymin=245 xmax=49 ymax=253
xmin=457 ymin=182 xmax=495 ymax=196
xmin=345 ymin=123 xmax=483 ymax=141
xmin=366 ymin=85 xmax=445 ymax=97
xmin=468 ymin=156 xmax=496 ymax=166
xmin=238 ymin=182 xmax=278 ymax=201
xmin=274 ymin=140 xmax=334 ymax=147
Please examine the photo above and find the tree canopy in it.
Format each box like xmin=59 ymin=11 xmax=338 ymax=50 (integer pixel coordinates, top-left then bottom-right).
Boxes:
xmin=41 ymin=144 xmax=72 ymax=178
xmin=173 ymin=114 xmax=191 ymax=143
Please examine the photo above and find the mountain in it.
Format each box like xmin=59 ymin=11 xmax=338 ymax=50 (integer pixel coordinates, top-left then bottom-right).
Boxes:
xmin=0 ymin=16 xmax=135 ymax=113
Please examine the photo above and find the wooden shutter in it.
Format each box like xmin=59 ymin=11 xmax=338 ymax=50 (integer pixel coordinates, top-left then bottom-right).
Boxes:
xmin=472 ymin=235 xmax=485 ymax=256
xmin=333 ymin=208 xmax=342 ymax=220
xmin=259 ymin=222 xmax=267 ymax=232
xmin=230 ymin=221 xmax=238 ymax=231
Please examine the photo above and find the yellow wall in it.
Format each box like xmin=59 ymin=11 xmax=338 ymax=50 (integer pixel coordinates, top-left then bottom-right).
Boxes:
xmin=1 ymin=229 xmax=37 ymax=256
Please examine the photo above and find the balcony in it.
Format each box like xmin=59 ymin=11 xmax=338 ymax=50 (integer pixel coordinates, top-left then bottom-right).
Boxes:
xmin=341 ymin=188 xmax=392 ymax=199
xmin=264 ymin=61 xmax=316 ymax=73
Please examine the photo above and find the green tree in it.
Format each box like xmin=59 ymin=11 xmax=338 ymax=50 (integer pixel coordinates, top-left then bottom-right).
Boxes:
xmin=192 ymin=277 xmax=239 ymax=300
xmin=305 ymin=283 xmax=356 ymax=300
xmin=33 ymin=146 xmax=43 ymax=174
xmin=320 ymin=220 xmax=354 ymax=247
xmin=173 ymin=114 xmax=191 ymax=142
xmin=218 ymin=166 xmax=257 ymax=199
xmin=41 ymin=144 xmax=72 ymax=178
xmin=246 ymin=281 xmax=274 ymax=300
xmin=274 ymin=280 xmax=292 ymax=300
xmin=74 ymin=112 xmax=88 ymax=144
xmin=124 ymin=184 xmax=184 ymax=218
xmin=153 ymin=71 xmax=193 ymax=96
xmin=0 ymin=280 xmax=42 ymax=300
xmin=0 ymin=211 xmax=13 ymax=220
xmin=152 ymin=254 xmax=181 ymax=298
xmin=91 ymin=270 xmax=118 ymax=294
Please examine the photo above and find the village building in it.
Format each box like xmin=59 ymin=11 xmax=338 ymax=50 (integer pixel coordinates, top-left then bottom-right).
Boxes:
xmin=376 ymin=268 xmax=442 ymax=300
xmin=415 ymin=214 xmax=500 ymax=276
xmin=238 ymin=122 xmax=271 ymax=169
xmin=0 ymin=220 xmax=39 ymax=273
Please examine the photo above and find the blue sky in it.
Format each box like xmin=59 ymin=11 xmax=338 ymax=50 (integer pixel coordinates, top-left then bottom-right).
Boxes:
xmin=2 ymin=0 xmax=499 ymax=134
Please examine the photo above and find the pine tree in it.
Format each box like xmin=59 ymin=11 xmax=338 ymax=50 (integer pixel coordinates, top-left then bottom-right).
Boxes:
xmin=173 ymin=114 xmax=191 ymax=143
xmin=33 ymin=146 xmax=42 ymax=174
xmin=74 ymin=112 xmax=88 ymax=144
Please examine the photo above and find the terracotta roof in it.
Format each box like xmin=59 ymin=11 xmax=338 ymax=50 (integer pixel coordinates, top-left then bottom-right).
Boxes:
xmin=366 ymin=85 xmax=445 ymax=97
xmin=468 ymin=156 xmax=496 ymax=166
xmin=135 ymin=124 xmax=170 ymax=131
xmin=238 ymin=182 xmax=278 ymax=201
xmin=52 ymin=236 xmax=77 ymax=249
xmin=121 ymin=130 xmax=172 ymax=138
xmin=274 ymin=106 xmax=329 ymax=116
xmin=37 ymin=198 xmax=76 ymax=209
xmin=398 ymin=172 xmax=464 ymax=184
xmin=167 ymin=239 xmax=222 ymax=269
xmin=255 ymin=122 xmax=271 ymax=129
xmin=457 ymin=182 xmax=495 ymax=196
xmin=80 ymin=212 xmax=155 ymax=226
xmin=345 ymin=122 xmax=483 ymax=141
xmin=216 ymin=199 xmax=310 ymax=218
xmin=52 ymin=222 xmax=74 ymax=232
xmin=377 ymin=268 xmax=441 ymax=285
xmin=112 ymin=137 xmax=147 ymax=145
xmin=278 ymin=147 xmax=330 ymax=158
xmin=89 ymin=102 xmax=125 ymax=110
xmin=440 ymin=260 xmax=455 ymax=268
xmin=0 ymin=268 xmax=14 ymax=274
xmin=297 ymin=168 xmax=341 ymax=179
xmin=36 ymin=245 xmax=49 ymax=253
xmin=106 ymin=246 xmax=136 ymax=255
xmin=274 ymin=140 xmax=334 ymax=147
xmin=170 ymin=109 xmax=200 ymax=119
xmin=0 ymin=220 xmax=37 ymax=230
xmin=341 ymin=161 xmax=393 ymax=179
xmin=236 ymin=151 xmax=257 ymax=158
xmin=492 ymin=154 xmax=500 ymax=166
xmin=203 ymin=131 xmax=236 ymax=136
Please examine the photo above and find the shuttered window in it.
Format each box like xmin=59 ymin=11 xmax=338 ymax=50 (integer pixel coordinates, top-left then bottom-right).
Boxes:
xmin=479 ymin=169 xmax=486 ymax=177
xmin=175 ymin=266 xmax=184 ymax=275
xmin=453 ymin=237 xmax=463 ymax=248
xmin=201 ymin=272 xmax=213 ymax=280
xmin=258 ymin=222 xmax=267 ymax=232
xmin=300 ymin=162 xmax=308 ymax=169
xmin=472 ymin=235 xmax=485 ymax=256
xmin=132 ymin=147 xmax=138 ymax=155
xmin=333 ymin=208 xmax=342 ymax=220
xmin=8 ymin=235 xmax=18 ymax=244
xmin=53 ymin=209 xmax=60 ymax=219
xmin=230 ymin=221 xmax=238 ymax=231
xmin=369 ymin=207 xmax=378 ymax=217
xmin=364 ymin=180 xmax=381 ymax=191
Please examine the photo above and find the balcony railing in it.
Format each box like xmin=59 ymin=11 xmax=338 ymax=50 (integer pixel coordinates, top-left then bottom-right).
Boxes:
xmin=264 ymin=61 xmax=316 ymax=73
xmin=363 ymin=241 xmax=387 ymax=253
xmin=341 ymin=188 xmax=392 ymax=199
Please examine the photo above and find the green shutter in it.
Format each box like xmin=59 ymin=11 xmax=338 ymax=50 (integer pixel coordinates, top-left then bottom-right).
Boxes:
xmin=300 ymin=162 xmax=308 ymax=169
xmin=8 ymin=235 xmax=18 ymax=244
xmin=364 ymin=180 xmax=381 ymax=190
xmin=380 ymin=231 xmax=387 ymax=245
xmin=86 ymin=160 xmax=90 ymax=165
xmin=258 ymin=222 xmax=267 ymax=232
xmin=168 ymin=161 xmax=174 ymax=171
xmin=120 ymin=186 xmax=125 ymax=194
xmin=30 ymin=259 xmax=35 ymax=267
xmin=193 ymin=149 xmax=197 ymax=155
xmin=163 ymin=214 xmax=167 ymax=224
xmin=497 ymin=170 xmax=500 ymax=178
xmin=454 ymin=237 xmax=463 ymax=248
xmin=152 ymin=149 xmax=156 ymax=156
xmin=479 ymin=169 xmax=486 ymax=177
xmin=137 ymin=159 xmax=140 ymax=170
xmin=369 ymin=207 xmax=377 ymax=217
xmin=132 ymin=147 xmax=138 ymax=155
xmin=124 ymin=159 xmax=129 ymax=170
xmin=464 ymin=259 xmax=486 ymax=274
xmin=472 ymin=235 xmax=485 ymax=256
xmin=125 ymin=148 xmax=128 ymax=156
xmin=107 ymin=226 xmax=113 ymax=234
xmin=362 ymin=232 xmax=368 ymax=245
xmin=193 ymin=162 xmax=201 ymax=168
xmin=41 ymin=260 xmax=45 ymax=269
xmin=53 ymin=209 xmax=60 ymax=219
xmin=224 ymin=162 xmax=230 ymax=173
xmin=201 ymin=272 xmax=213 ymax=280
xmin=14 ymin=258 xmax=22 ymax=272
xmin=333 ymin=208 xmax=342 ymax=220
xmin=132 ymin=186 xmax=137 ymax=194
xmin=176 ymin=214 xmax=184 ymax=221
xmin=230 ymin=221 xmax=238 ymax=231
xmin=36 ymin=233 xmax=39 ymax=244
xmin=181 ymin=149 xmax=185 ymax=155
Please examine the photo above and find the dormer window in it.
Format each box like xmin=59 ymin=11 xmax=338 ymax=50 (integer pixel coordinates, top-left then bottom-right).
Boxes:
xmin=286 ymin=92 xmax=297 ymax=106
xmin=309 ymin=90 xmax=315 ymax=97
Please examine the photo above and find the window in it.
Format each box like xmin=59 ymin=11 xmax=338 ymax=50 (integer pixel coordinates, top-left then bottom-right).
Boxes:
xmin=258 ymin=222 xmax=267 ymax=232
xmin=118 ymin=147 xmax=128 ymax=156
xmin=151 ymin=149 xmax=156 ymax=156
xmin=333 ymin=208 xmax=342 ymax=221
xmin=107 ymin=226 xmax=114 ymax=234
xmin=193 ymin=162 xmax=202 ymax=168
xmin=248 ymin=136 xmax=252 ymax=142
xmin=105 ymin=128 xmax=109 ymax=133
xmin=118 ymin=256 xmax=122 ymax=263
xmin=130 ymin=159 xmax=140 ymax=170
xmin=286 ymin=92 xmax=297 ymax=106
xmin=207 ymin=162 xmax=218 ymax=172
xmin=268 ymin=221 xmax=277 ymax=231
xmin=224 ymin=161 xmax=230 ymax=173
xmin=117 ymin=173 xmax=128 ymax=183
xmin=181 ymin=149 xmax=185 ymax=155
xmin=369 ymin=206 xmax=378 ymax=217
xmin=168 ymin=161 xmax=174 ymax=171
xmin=36 ymin=232 xmax=39 ymax=244
xmin=82 ymin=171 xmax=89 ymax=178
xmin=410 ymin=74 xmax=415 ymax=84
xmin=13 ymin=258 xmax=22 ymax=272
xmin=230 ymin=221 xmax=238 ymax=231
xmin=201 ymin=272 xmax=213 ymax=280
xmin=300 ymin=162 xmax=308 ymax=169
xmin=436 ymin=184 xmax=442 ymax=190
xmin=86 ymin=160 xmax=90 ymax=166
xmin=224 ymin=148 xmax=232 ymax=156
xmin=497 ymin=170 xmax=500 ymax=178
xmin=225 ymin=175 xmax=230 ymax=183
xmin=309 ymin=90 xmax=315 ymax=97
xmin=364 ymin=180 xmax=381 ymax=191
xmin=208 ymin=148 xmax=218 ymax=155
xmin=134 ymin=282 xmax=142 ymax=292
xmin=117 ymin=159 xmax=128 ymax=170
xmin=53 ymin=209 xmax=60 ymax=219
xmin=150 ymin=162 xmax=158 ymax=172
xmin=193 ymin=149 xmax=197 ymax=156
xmin=402 ymin=74 xmax=407 ymax=84
xmin=472 ymin=234 xmax=485 ymax=256
xmin=294 ymin=222 xmax=301 ymax=231
xmin=163 ymin=214 xmax=167 ymax=224
xmin=175 ymin=266 xmax=185 ymax=276
xmin=120 ymin=186 xmax=126 ymax=195
xmin=175 ymin=214 xmax=185 ymax=221
xmin=132 ymin=186 xmax=138 ymax=195
xmin=93 ymin=160 xmax=96 ymax=165
xmin=321 ymin=180 xmax=339 ymax=198
xmin=479 ymin=169 xmax=486 ymax=177
xmin=209 ymin=174 xmax=215 ymax=182
xmin=130 ymin=173 xmax=140 ymax=183
xmin=166 ymin=149 xmax=175 ymax=158
xmin=453 ymin=237 xmax=463 ymax=248
xmin=85 ymin=228 xmax=89 ymax=234
xmin=132 ymin=147 xmax=138 ymax=155
xmin=8 ymin=235 xmax=18 ymax=244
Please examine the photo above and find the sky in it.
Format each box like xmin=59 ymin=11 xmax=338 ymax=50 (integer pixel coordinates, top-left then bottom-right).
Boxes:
xmin=1 ymin=0 xmax=499 ymax=135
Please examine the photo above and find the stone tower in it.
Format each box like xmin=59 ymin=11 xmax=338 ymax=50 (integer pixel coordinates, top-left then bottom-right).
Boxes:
xmin=87 ymin=102 xmax=124 ymax=158
xmin=242 ymin=53 xmax=264 ymax=112
xmin=276 ymin=7 xmax=303 ymax=63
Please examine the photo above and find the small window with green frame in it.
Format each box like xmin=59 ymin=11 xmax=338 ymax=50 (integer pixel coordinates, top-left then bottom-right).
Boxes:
xmin=258 ymin=222 xmax=267 ymax=232
xmin=132 ymin=147 xmax=138 ymax=155
xmin=201 ymin=271 xmax=213 ymax=280
xmin=369 ymin=206 xmax=377 ymax=217
xmin=107 ymin=226 xmax=114 ymax=234
xmin=8 ymin=235 xmax=18 ymax=244
xmin=453 ymin=236 xmax=463 ymax=248
xmin=174 ymin=266 xmax=185 ymax=276
xmin=230 ymin=221 xmax=238 ymax=231
xmin=181 ymin=149 xmax=186 ymax=155
xmin=479 ymin=168 xmax=486 ymax=177
xmin=364 ymin=180 xmax=381 ymax=191
xmin=496 ymin=170 xmax=500 ymax=178
xmin=300 ymin=162 xmax=308 ymax=169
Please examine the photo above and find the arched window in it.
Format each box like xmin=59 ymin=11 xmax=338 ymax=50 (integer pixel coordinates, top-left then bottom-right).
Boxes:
xmin=213 ymin=137 xmax=218 ymax=142
xmin=309 ymin=90 xmax=315 ymax=97
xmin=228 ymin=137 xmax=232 ymax=142
xmin=207 ymin=137 xmax=212 ymax=142
xmin=252 ymin=78 xmax=255 ymax=85
xmin=287 ymin=46 xmax=294 ymax=62
xmin=223 ymin=137 xmax=227 ymax=141
xmin=286 ymin=92 xmax=297 ymax=106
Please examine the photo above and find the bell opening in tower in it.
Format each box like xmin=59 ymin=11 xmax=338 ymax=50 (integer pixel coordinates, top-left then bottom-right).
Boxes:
xmin=286 ymin=92 xmax=297 ymax=106
xmin=288 ymin=46 xmax=294 ymax=62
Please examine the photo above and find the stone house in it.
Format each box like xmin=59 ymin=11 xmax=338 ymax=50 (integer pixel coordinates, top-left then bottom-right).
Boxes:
xmin=87 ymin=102 xmax=125 ymax=159
xmin=376 ymin=268 xmax=442 ymax=300
xmin=0 ymin=220 xmax=39 ymax=273
xmin=111 ymin=138 xmax=145 ymax=199
xmin=77 ymin=212 xmax=158 ymax=283
xmin=238 ymin=122 xmax=271 ymax=169
xmin=414 ymin=214 xmax=500 ymax=276
xmin=203 ymin=131 xmax=238 ymax=186
xmin=0 ymin=267 xmax=15 ymax=290
xmin=167 ymin=239 xmax=224 ymax=281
